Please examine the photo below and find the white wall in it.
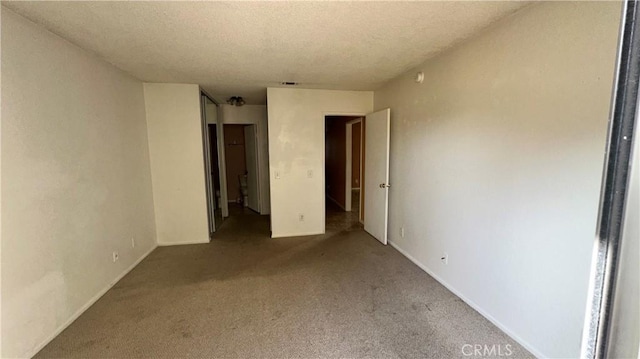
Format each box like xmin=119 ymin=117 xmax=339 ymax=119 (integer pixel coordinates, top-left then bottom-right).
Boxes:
xmin=1 ymin=9 xmax=157 ymax=358
xmin=144 ymin=83 xmax=209 ymax=245
xmin=373 ymin=2 xmax=621 ymax=358
xmin=267 ymin=88 xmax=373 ymax=237
xmin=219 ymin=104 xmax=270 ymax=215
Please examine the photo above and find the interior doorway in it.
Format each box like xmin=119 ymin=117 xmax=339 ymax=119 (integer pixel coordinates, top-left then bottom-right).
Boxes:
xmin=224 ymin=123 xmax=260 ymax=216
xmin=324 ymin=115 xmax=364 ymax=229
xmin=202 ymin=104 xmax=270 ymax=239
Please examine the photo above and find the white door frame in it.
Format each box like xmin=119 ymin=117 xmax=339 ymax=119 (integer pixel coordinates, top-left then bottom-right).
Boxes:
xmin=345 ymin=118 xmax=363 ymax=212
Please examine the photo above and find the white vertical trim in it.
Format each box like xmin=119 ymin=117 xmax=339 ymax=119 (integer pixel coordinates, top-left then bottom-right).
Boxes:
xmin=216 ymin=116 xmax=229 ymax=217
xmin=345 ymin=123 xmax=353 ymax=212
xmin=359 ymin=118 xmax=364 ymax=224
xmin=253 ymin=124 xmax=261 ymax=210
xmin=345 ymin=118 xmax=362 ymax=213
xmin=243 ymin=124 xmax=261 ymax=212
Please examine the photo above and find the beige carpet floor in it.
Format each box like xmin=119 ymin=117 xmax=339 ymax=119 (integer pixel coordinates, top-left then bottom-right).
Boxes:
xmin=35 ymin=199 xmax=532 ymax=358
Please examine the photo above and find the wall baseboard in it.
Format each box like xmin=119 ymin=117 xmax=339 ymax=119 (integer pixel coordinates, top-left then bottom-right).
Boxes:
xmin=271 ymin=231 xmax=324 ymax=238
xmin=388 ymin=240 xmax=546 ymax=359
xmin=158 ymin=239 xmax=209 ymax=246
xmin=25 ymin=244 xmax=157 ymax=358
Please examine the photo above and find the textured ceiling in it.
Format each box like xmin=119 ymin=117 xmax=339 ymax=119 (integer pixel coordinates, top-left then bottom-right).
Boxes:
xmin=3 ymin=1 xmax=529 ymax=104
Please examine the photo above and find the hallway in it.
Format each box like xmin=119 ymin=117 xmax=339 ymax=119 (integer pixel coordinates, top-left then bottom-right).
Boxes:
xmin=35 ymin=210 xmax=531 ymax=358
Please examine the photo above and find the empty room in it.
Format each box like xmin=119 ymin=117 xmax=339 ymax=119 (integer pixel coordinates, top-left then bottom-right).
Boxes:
xmin=1 ymin=1 xmax=638 ymax=359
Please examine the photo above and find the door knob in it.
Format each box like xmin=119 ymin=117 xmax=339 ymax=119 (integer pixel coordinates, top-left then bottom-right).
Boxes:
xmin=379 ymin=183 xmax=390 ymax=188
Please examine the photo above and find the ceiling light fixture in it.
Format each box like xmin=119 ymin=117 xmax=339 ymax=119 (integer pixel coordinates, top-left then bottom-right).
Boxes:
xmin=227 ymin=96 xmax=245 ymax=106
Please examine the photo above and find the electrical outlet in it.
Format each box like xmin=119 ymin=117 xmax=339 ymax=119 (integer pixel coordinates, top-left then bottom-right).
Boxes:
xmin=307 ymin=170 xmax=313 ymax=178
xmin=400 ymin=227 xmax=405 ymax=238
xmin=112 ymin=251 xmax=119 ymax=263
xmin=441 ymin=252 xmax=448 ymax=265
xmin=299 ymin=214 xmax=305 ymax=222
xmin=131 ymin=237 xmax=135 ymax=248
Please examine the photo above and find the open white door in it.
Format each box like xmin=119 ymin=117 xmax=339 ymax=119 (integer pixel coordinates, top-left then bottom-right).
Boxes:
xmin=364 ymin=108 xmax=391 ymax=245
xmin=244 ymin=125 xmax=260 ymax=212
